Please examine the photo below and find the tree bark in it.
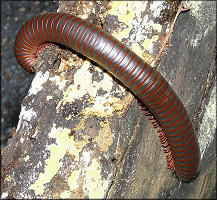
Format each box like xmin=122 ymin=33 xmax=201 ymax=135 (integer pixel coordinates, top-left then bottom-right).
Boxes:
xmin=1 ymin=1 xmax=216 ymax=199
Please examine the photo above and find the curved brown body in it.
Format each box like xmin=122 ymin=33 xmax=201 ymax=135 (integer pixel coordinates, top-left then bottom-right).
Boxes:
xmin=14 ymin=12 xmax=200 ymax=181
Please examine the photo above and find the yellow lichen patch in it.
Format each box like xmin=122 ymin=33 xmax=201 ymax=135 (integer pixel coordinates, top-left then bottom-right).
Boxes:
xmin=28 ymin=125 xmax=89 ymax=196
xmin=58 ymin=57 xmax=71 ymax=72
xmin=75 ymin=101 xmax=114 ymax=152
xmin=85 ymin=159 xmax=109 ymax=198
xmin=83 ymin=96 xmax=124 ymax=117
xmin=60 ymin=190 xmax=71 ymax=199
xmin=74 ymin=94 xmax=132 ymax=152
xmin=142 ymin=35 xmax=159 ymax=53
xmin=94 ymin=120 xmax=113 ymax=152
xmin=107 ymin=1 xmax=135 ymax=40
xmin=50 ymin=75 xmax=68 ymax=91
xmin=5 ymin=175 xmax=13 ymax=182
xmin=102 ymin=96 xmax=130 ymax=115
xmin=131 ymin=43 xmax=144 ymax=59
xmin=50 ymin=57 xmax=83 ymax=91
xmin=142 ymin=52 xmax=155 ymax=66
xmin=76 ymin=1 xmax=94 ymax=19
xmin=56 ymin=60 xmax=93 ymax=109
xmin=54 ymin=57 xmax=131 ymax=154
xmin=56 ymin=57 xmax=128 ymax=123
xmin=132 ymin=43 xmax=155 ymax=65
xmin=107 ymin=1 xmax=149 ymax=41
xmin=152 ymin=23 xmax=162 ymax=32
xmin=107 ymin=1 xmax=160 ymax=63
xmin=68 ymin=169 xmax=81 ymax=191
xmin=57 ymin=59 xmax=120 ymax=111
xmin=79 ymin=94 xmax=131 ymax=121
xmin=108 ymin=1 xmax=134 ymax=25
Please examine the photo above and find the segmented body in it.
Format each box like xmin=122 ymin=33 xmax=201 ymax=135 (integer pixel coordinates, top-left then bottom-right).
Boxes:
xmin=14 ymin=12 xmax=200 ymax=181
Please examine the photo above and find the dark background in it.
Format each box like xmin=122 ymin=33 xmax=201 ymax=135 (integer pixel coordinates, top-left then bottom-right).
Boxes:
xmin=1 ymin=1 xmax=59 ymax=147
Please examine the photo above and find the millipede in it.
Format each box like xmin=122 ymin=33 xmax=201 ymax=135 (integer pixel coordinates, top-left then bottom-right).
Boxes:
xmin=14 ymin=12 xmax=200 ymax=182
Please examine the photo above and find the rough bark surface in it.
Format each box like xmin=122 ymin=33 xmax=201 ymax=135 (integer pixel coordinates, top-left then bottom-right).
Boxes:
xmin=1 ymin=1 xmax=216 ymax=199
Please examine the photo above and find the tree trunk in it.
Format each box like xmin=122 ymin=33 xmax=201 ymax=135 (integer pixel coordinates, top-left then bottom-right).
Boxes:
xmin=1 ymin=1 xmax=216 ymax=199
